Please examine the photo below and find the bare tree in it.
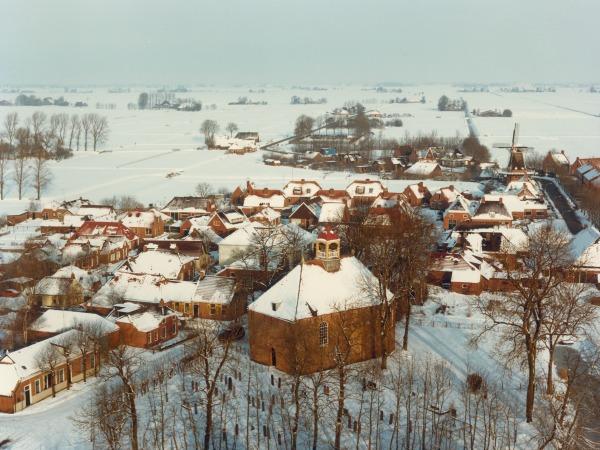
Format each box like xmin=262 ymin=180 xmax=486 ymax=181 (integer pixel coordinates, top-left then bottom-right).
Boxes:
xmin=72 ymin=384 xmax=128 ymax=450
xmin=475 ymin=223 xmax=574 ymax=423
xmin=13 ymin=143 xmax=29 ymax=200
xmin=81 ymin=113 xmax=93 ymax=151
xmin=36 ymin=343 xmax=62 ymax=398
xmin=294 ymin=114 xmax=315 ymax=139
xmin=68 ymin=114 xmax=80 ymax=150
xmin=0 ymin=142 xmax=9 ymax=199
xmin=200 ymin=119 xmax=219 ymax=148
xmin=30 ymin=111 xmax=47 ymax=148
xmin=225 ymin=122 xmax=238 ymax=137
xmin=195 ymin=182 xmax=213 ymax=197
xmin=2 ymin=112 xmax=18 ymax=147
xmin=49 ymin=113 xmax=69 ymax=148
xmin=541 ymin=283 xmax=596 ymax=395
xmin=90 ymin=114 xmax=109 ymax=151
xmin=187 ymin=320 xmax=233 ymax=450
xmin=102 ymin=345 xmax=142 ymax=450
xmin=31 ymin=147 xmax=52 ymax=200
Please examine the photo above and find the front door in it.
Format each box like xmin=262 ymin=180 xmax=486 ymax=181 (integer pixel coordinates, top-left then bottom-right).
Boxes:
xmin=24 ymin=386 xmax=31 ymax=407
xmin=193 ymin=304 xmax=199 ymax=318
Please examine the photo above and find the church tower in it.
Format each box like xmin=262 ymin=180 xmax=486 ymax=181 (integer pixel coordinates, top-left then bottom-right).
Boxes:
xmin=315 ymin=227 xmax=341 ymax=272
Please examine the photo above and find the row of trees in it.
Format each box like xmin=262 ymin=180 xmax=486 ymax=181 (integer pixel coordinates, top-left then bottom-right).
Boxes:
xmin=1 ymin=111 xmax=109 ymax=153
xmin=0 ymin=111 xmax=109 ymax=200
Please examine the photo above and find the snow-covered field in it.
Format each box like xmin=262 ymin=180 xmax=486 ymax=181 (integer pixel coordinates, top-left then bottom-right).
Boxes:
xmin=0 ymin=84 xmax=598 ymax=214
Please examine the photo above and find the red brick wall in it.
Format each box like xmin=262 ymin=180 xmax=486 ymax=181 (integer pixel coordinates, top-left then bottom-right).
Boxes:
xmin=249 ymin=304 xmax=395 ymax=375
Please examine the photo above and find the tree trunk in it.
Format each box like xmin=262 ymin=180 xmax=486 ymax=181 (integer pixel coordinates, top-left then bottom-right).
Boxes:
xmin=334 ymin=367 xmax=345 ymax=450
xmin=526 ymin=341 xmax=536 ymax=423
xmin=546 ymin=344 xmax=555 ymax=396
xmin=127 ymin=385 xmax=139 ymax=450
xmin=204 ymin=389 xmax=213 ymax=450
xmin=82 ymin=352 xmax=87 ymax=382
xmin=312 ymin=390 xmax=319 ymax=450
xmin=403 ymin=300 xmax=411 ymax=351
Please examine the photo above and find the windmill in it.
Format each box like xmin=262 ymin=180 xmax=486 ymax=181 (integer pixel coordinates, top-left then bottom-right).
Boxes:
xmin=493 ymin=123 xmax=535 ymax=182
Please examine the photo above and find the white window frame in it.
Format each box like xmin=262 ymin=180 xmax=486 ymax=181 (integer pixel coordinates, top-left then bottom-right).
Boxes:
xmin=319 ymin=322 xmax=329 ymax=347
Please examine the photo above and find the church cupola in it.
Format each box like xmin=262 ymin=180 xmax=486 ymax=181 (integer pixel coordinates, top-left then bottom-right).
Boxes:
xmin=315 ymin=227 xmax=341 ymax=272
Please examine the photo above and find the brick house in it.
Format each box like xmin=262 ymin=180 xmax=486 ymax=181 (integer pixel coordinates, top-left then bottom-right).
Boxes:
xmin=430 ymin=185 xmax=458 ymax=210
xmin=345 ymin=179 xmax=386 ymax=208
xmin=282 ymin=179 xmax=322 ymax=204
xmin=169 ymin=275 xmax=246 ymax=321
xmin=248 ymin=231 xmax=395 ymax=374
xmin=542 ymin=150 xmax=570 ymax=176
xmin=113 ymin=304 xmax=179 ymax=349
xmin=443 ymin=196 xmax=475 ymax=230
xmin=122 ymin=247 xmax=197 ymax=280
xmin=119 ymin=209 xmax=168 ymax=238
xmin=160 ymin=196 xmax=216 ymax=221
xmin=0 ymin=328 xmax=112 ymax=413
xmin=403 ymin=182 xmax=431 ymax=207
xmin=207 ymin=209 xmax=250 ymax=237
xmin=289 ymin=202 xmax=321 ymax=229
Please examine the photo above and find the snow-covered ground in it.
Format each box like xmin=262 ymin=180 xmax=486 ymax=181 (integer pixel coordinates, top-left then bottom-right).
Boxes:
xmin=0 ymin=84 xmax=598 ymax=215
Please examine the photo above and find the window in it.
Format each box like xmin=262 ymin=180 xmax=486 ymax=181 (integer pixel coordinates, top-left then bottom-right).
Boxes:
xmin=306 ymin=188 xmax=311 ymax=194
xmin=355 ymin=186 xmax=365 ymax=195
xmin=221 ymin=305 xmax=227 ymax=316
xmin=293 ymin=187 xmax=302 ymax=195
xmin=154 ymin=331 xmax=159 ymax=342
xmin=319 ymin=322 xmax=329 ymax=347
xmin=43 ymin=373 xmax=52 ymax=390
xmin=145 ymin=228 xmax=152 ymax=236
xmin=184 ymin=303 xmax=189 ymax=313
xmin=57 ymin=369 xmax=64 ymax=384
xmin=161 ymin=326 xmax=167 ymax=339
xmin=368 ymin=187 xmax=374 ymax=194
xmin=210 ymin=304 xmax=216 ymax=316
xmin=90 ymin=353 xmax=95 ymax=369
xmin=171 ymin=321 xmax=177 ymax=335
xmin=34 ymin=379 xmax=41 ymax=394
xmin=147 ymin=333 xmax=152 ymax=345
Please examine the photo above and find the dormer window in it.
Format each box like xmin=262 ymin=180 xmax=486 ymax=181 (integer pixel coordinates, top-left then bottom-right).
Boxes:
xmin=293 ymin=187 xmax=302 ymax=195
xmin=271 ymin=302 xmax=280 ymax=311
xmin=355 ymin=186 xmax=365 ymax=195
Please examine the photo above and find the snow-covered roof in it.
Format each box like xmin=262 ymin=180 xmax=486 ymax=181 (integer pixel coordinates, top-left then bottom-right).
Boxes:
xmin=0 ymin=329 xmax=81 ymax=396
xmin=345 ymin=179 xmax=385 ymax=198
xmin=319 ymin=203 xmax=346 ymax=223
xmin=220 ymin=222 xmax=314 ymax=249
xmin=243 ymin=194 xmax=286 ymax=209
xmin=194 ymin=276 xmax=236 ymax=304
xmin=549 ymin=151 xmax=569 ymax=166
xmin=34 ymin=277 xmax=77 ymax=297
xmin=116 ymin=310 xmax=175 ymax=332
xmin=92 ymin=272 xmax=197 ymax=307
xmin=119 ymin=209 xmax=168 ymax=228
xmin=125 ymin=249 xmax=195 ymax=279
xmin=450 ymin=270 xmax=481 ymax=284
xmin=251 ymin=207 xmax=281 ymax=223
xmin=405 ymin=161 xmax=441 ymax=176
xmin=571 ymin=227 xmax=600 ymax=268
xmin=249 ymin=256 xmax=391 ymax=321
xmin=283 ymin=180 xmax=322 ymax=197
xmin=31 ymin=310 xmax=118 ymax=334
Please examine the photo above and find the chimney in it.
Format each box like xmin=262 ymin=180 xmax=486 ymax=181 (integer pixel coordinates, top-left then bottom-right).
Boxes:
xmin=498 ymin=197 xmax=503 ymax=204
xmin=449 ymin=185 xmax=454 ymax=191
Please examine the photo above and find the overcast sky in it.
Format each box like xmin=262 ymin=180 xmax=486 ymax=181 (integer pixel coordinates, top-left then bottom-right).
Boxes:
xmin=1 ymin=0 xmax=598 ymax=86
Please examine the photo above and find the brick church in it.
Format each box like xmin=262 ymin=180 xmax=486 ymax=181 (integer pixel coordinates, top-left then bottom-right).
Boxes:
xmin=248 ymin=229 xmax=395 ymax=374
